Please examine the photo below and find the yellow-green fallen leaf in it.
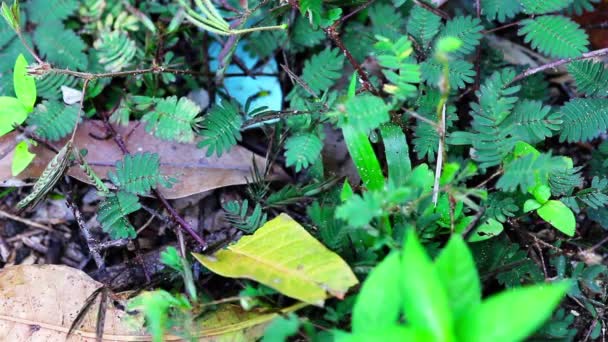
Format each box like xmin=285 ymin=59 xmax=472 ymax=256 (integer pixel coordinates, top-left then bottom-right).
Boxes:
xmin=194 ymin=213 xmax=358 ymax=306
xmin=11 ymin=140 xmax=35 ymax=176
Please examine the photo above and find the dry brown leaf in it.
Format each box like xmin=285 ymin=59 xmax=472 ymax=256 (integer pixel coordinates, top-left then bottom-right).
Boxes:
xmin=0 ymin=264 xmax=147 ymax=341
xmin=0 ymin=121 xmax=286 ymax=199
xmin=0 ymin=264 xmax=305 ymax=341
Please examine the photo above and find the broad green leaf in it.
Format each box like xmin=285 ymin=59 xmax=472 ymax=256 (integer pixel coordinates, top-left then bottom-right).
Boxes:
xmin=381 ymin=123 xmax=411 ymax=186
xmin=11 ymin=140 xmax=35 ymax=176
xmin=537 ymin=200 xmax=576 ymax=236
xmin=127 ymin=290 xmax=186 ymax=342
xmin=435 ymin=236 xmax=481 ymax=320
xmin=13 ymin=54 xmax=36 ymax=111
xmin=0 ymin=96 xmax=28 ymax=137
xmin=513 ymin=141 xmax=540 ymax=158
xmin=523 ymin=198 xmax=542 ymax=213
xmin=193 ymin=214 xmax=358 ymax=305
xmin=436 ymin=36 xmax=463 ymax=60
xmin=401 ymin=230 xmax=454 ymax=342
xmin=340 ymin=180 xmax=354 ymax=202
xmin=531 ymin=184 xmax=551 ymax=204
xmin=456 ymin=282 xmax=571 ymax=342
xmin=469 ymin=219 xmax=504 ymax=242
xmin=335 ymin=325 xmax=434 ymax=342
xmin=342 ymin=125 xmax=384 ymax=191
xmin=352 ymin=252 xmax=402 ymax=332
xmin=262 ymin=313 xmax=300 ymax=342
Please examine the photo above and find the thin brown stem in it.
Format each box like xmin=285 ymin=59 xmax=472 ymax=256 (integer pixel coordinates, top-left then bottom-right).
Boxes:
xmin=331 ymin=0 xmax=375 ymax=28
xmin=482 ymin=21 xmax=520 ymax=34
xmin=324 ymin=26 xmax=379 ymax=95
xmin=67 ymin=199 xmax=105 ymax=269
xmin=511 ymin=47 xmax=608 ymax=83
xmin=0 ymin=209 xmax=54 ymax=232
xmin=413 ymin=0 xmax=450 ymax=20
xmin=15 ymin=28 xmax=44 ymax=64
xmin=287 ymin=0 xmax=379 ymax=95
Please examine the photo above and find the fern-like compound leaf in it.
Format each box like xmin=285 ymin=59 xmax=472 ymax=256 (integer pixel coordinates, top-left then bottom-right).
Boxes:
xmin=36 ymin=73 xmax=80 ymax=100
xmin=549 ymin=167 xmax=584 ymax=196
xmin=484 ymin=193 xmax=518 ymax=222
xmin=33 ymin=22 xmax=88 ymax=70
xmin=301 ymin=48 xmax=345 ymax=95
xmin=93 ymin=31 xmax=137 ymax=72
xmin=97 ymin=191 xmax=140 ymax=239
xmin=197 ymin=100 xmax=243 ymax=157
xmin=480 ymin=0 xmax=521 ymax=22
xmin=26 ymin=0 xmax=79 ymax=23
xmin=518 ymin=15 xmax=589 ymax=58
xmin=563 ymin=176 xmax=608 ymax=211
xmin=108 ymin=152 xmax=173 ymax=195
xmin=413 ymin=91 xmax=457 ymax=161
xmin=558 ymin=98 xmax=608 ymax=142
xmin=439 ymin=16 xmax=483 ymax=56
xmin=567 ymin=60 xmax=608 ymax=97
xmin=284 ymin=132 xmax=323 ymax=172
xmin=420 ymin=58 xmax=475 ymax=90
xmin=369 ymin=3 xmax=404 ymax=41
xmin=521 ymin=0 xmax=574 ymax=14
xmin=570 ymin=177 xmax=608 ymax=209
xmin=449 ymin=69 xmax=520 ymax=168
xmin=222 ymin=199 xmax=267 ymax=234
xmin=567 ymin=0 xmax=600 ymax=15
xmin=17 ymin=143 xmax=73 ymax=210
xmin=375 ymin=36 xmax=420 ymax=100
xmin=141 ymin=96 xmax=201 ymax=142
xmin=506 ymin=100 xmax=562 ymax=143
xmin=406 ymin=5 xmax=442 ymax=48
xmin=307 ymin=201 xmax=348 ymax=251
xmin=26 ymin=100 xmax=79 ymax=141
xmin=497 ymin=153 xmax=554 ymax=192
